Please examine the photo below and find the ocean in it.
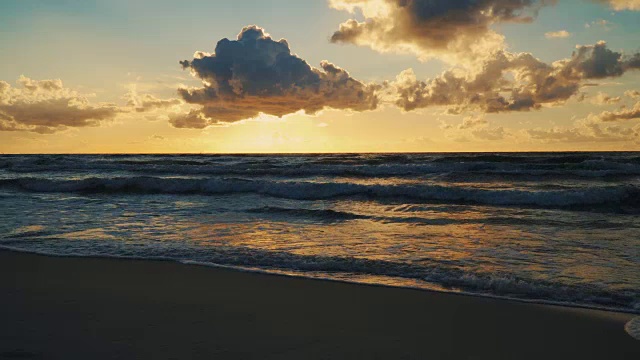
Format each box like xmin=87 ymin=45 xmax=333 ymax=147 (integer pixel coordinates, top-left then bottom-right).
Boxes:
xmin=0 ymin=153 xmax=638 ymax=313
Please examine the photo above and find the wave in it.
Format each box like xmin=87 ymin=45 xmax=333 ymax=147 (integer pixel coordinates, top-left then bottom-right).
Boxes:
xmin=3 ymin=154 xmax=640 ymax=180
xmin=0 ymin=242 xmax=637 ymax=313
xmin=3 ymin=163 xmax=640 ymax=182
xmin=247 ymin=206 xmax=370 ymax=222
xmin=245 ymin=206 xmax=470 ymax=225
xmin=427 ymin=153 xmax=637 ymax=165
xmin=1 ymin=176 xmax=639 ymax=210
xmin=244 ymin=206 xmax=621 ymax=228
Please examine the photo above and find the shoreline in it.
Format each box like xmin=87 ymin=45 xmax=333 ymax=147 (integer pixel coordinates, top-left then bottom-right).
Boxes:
xmin=1 ymin=249 xmax=638 ymax=359
xmin=3 ymin=245 xmax=638 ymax=316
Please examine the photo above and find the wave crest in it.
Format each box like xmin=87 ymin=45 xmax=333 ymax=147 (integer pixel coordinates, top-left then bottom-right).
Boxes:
xmin=1 ymin=176 xmax=639 ymax=211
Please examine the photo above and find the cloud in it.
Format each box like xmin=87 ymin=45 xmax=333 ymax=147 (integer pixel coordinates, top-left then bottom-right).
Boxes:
xmin=440 ymin=115 xmax=509 ymax=141
xmin=595 ymin=101 xmax=640 ymax=121
xmin=545 ymin=30 xmax=571 ymax=39
xmin=458 ymin=115 xmax=489 ymax=130
xmin=329 ymin=0 xmax=557 ymax=62
xmin=125 ymin=90 xmax=182 ymax=113
xmin=625 ymin=90 xmax=640 ymax=99
xmin=590 ymin=91 xmax=622 ymax=105
xmin=594 ymin=0 xmax=640 ymax=10
xmin=559 ymin=41 xmax=640 ymax=78
xmin=392 ymin=41 xmax=640 ymax=114
xmin=472 ymin=126 xmax=509 ymax=140
xmin=0 ymin=76 xmax=122 ymax=133
xmin=585 ymin=19 xmax=612 ymax=30
xmin=168 ymin=109 xmax=212 ymax=129
xmin=526 ymin=120 xmax=640 ymax=142
xmin=175 ymin=26 xmax=381 ymax=129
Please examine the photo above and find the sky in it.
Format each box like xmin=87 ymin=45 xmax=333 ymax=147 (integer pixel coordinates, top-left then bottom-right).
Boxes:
xmin=1 ymin=0 xmax=640 ymax=153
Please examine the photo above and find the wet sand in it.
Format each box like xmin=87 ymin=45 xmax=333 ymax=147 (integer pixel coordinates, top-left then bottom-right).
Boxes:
xmin=1 ymin=250 xmax=638 ymax=359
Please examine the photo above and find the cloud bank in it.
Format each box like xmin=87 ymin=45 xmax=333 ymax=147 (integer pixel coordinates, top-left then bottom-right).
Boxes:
xmin=526 ymin=120 xmax=640 ymax=142
xmin=392 ymin=41 xmax=640 ymax=114
xmin=0 ymin=76 xmax=121 ymax=134
xmin=175 ymin=26 xmax=381 ymax=128
xmin=329 ymin=0 xmax=557 ymax=62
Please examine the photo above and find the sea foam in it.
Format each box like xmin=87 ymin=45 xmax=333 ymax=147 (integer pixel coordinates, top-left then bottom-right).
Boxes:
xmin=626 ymin=317 xmax=640 ymax=340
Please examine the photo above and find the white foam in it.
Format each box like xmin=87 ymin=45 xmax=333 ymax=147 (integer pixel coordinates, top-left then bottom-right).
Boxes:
xmin=625 ymin=317 xmax=640 ymax=341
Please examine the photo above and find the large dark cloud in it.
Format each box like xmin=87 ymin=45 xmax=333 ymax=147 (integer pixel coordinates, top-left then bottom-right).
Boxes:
xmin=562 ymin=41 xmax=640 ymax=79
xmin=392 ymin=41 xmax=640 ymax=114
xmin=175 ymin=26 xmax=380 ymax=128
xmin=0 ymin=76 xmax=122 ymax=134
xmin=329 ymin=0 xmax=556 ymax=61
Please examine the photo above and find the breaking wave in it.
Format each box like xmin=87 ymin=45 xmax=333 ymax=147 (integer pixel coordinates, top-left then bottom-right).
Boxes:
xmin=2 ymin=153 xmax=640 ymax=181
xmin=1 ymin=176 xmax=638 ymax=211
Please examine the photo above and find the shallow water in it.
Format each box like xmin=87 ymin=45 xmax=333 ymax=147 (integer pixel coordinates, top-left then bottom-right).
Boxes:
xmin=0 ymin=153 xmax=638 ymax=312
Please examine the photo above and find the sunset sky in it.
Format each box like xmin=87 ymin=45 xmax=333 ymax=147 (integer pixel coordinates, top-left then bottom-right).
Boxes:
xmin=2 ymin=0 xmax=640 ymax=153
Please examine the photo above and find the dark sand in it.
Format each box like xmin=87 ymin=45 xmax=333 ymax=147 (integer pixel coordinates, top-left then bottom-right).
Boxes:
xmin=1 ymin=250 xmax=638 ymax=359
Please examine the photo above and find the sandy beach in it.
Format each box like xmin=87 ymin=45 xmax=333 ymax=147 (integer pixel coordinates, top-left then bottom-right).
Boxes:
xmin=0 ymin=250 xmax=637 ymax=359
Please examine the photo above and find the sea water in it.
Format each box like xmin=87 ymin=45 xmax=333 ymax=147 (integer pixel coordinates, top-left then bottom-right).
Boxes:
xmin=0 ymin=153 xmax=638 ymax=312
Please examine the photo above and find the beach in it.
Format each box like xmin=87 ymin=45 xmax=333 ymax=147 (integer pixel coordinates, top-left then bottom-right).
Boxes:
xmin=1 ymin=250 xmax=637 ymax=359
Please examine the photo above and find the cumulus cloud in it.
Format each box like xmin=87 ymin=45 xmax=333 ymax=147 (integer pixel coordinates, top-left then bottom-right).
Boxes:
xmin=440 ymin=115 xmax=509 ymax=141
xmin=391 ymin=41 xmax=640 ymax=114
xmin=625 ymin=90 xmax=640 ymax=99
xmin=175 ymin=26 xmax=381 ymax=128
xmin=594 ymin=0 xmax=640 ymax=10
xmin=595 ymin=101 xmax=640 ymax=121
xmin=329 ymin=0 xmax=556 ymax=62
xmin=458 ymin=115 xmax=489 ymax=130
xmin=554 ymin=41 xmax=640 ymax=78
xmin=168 ymin=110 xmax=212 ymax=129
xmin=545 ymin=30 xmax=571 ymax=39
xmin=590 ymin=92 xmax=622 ymax=105
xmin=125 ymin=90 xmax=182 ymax=113
xmin=0 ymin=76 xmax=121 ymax=133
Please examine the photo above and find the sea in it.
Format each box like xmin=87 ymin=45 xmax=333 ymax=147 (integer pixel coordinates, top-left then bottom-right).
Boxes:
xmin=0 ymin=152 xmax=638 ymax=313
